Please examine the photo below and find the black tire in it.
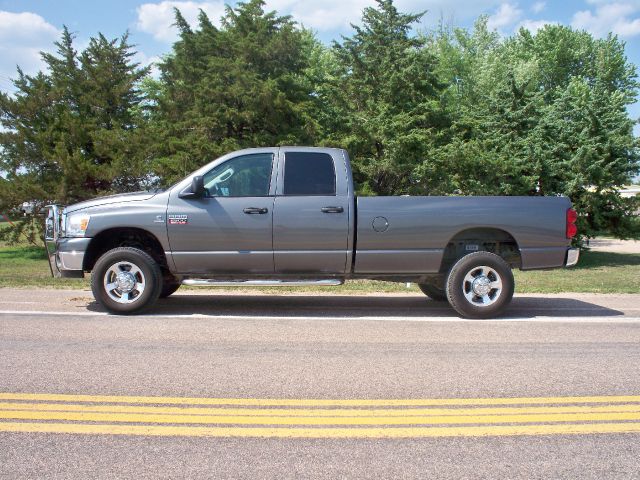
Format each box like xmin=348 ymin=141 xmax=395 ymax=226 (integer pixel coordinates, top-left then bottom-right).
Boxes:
xmin=159 ymin=279 xmax=181 ymax=298
xmin=417 ymin=282 xmax=448 ymax=302
xmin=91 ymin=247 xmax=162 ymax=314
xmin=446 ymin=251 xmax=514 ymax=319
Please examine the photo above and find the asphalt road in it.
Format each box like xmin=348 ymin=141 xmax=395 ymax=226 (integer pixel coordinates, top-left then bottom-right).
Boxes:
xmin=1 ymin=288 xmax=640 ymax=479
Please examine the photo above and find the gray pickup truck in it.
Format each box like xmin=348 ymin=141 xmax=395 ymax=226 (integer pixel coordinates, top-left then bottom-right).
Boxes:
xmin=45 ymin=147 xmax=579 ymax=318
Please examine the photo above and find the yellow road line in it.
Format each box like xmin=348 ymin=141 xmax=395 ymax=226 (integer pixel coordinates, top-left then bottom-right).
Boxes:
xmin=2 ymin=402 xmax=640 ymax=417
xmin=1 ymin=393 xmax=639 ymax=407
xmin=2 ymin=392 xmax=640 ymax=438
xmin=1 ymin=421 xmax=640 ymax=438
xmin=2 ymin=410 xmax=640 ymax=425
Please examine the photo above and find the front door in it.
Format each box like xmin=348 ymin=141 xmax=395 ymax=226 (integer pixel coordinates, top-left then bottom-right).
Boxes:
xmin=273 ymin=150 xmax=350 ymax=274
xmin=167 ymin=152 xmax=276 ymax=274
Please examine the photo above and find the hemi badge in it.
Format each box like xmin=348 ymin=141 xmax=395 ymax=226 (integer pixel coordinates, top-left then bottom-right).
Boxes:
xmin=168 ymin=214 xmax=188 ymax=225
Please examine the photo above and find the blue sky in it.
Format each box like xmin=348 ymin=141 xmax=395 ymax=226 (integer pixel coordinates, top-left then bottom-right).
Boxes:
xmin=0 ymin=0 xmax=638 ymax=135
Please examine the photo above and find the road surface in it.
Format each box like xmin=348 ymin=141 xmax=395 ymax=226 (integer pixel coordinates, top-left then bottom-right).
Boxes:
xmin=1 ymin=289 xmax=639 ymax=478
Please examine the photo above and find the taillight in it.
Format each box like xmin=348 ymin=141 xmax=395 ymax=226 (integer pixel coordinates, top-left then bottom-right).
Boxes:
xmin=566 ymin=208 xmax=577 ymax=239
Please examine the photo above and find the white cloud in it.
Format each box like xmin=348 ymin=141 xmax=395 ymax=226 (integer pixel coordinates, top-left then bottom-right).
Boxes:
xmin=268 ymin=0 xmax=508 ymax=32
xmin=136 ymin=1 xmax=225 ymax=42
xmin=276 ymin=0 xmax=506 ymax=31
xmin=586 ymin=0 xmax=640 ymax=4
xmin=531 ymin=1 xmax=546 ymax=13
xmin=0 ymin=11 xmax=59 ymax=45
xmin=266 ymin=0 xmax=370 ymax=30
xmin=0 ymin=11 xmax=60 ymax=90
xmin=132 ymin=51 xmax=162 ymax=79
xmin=517 ymin=18 xmax=558 ymax=33
xmin=487 ymin=3 xmax=523 ymax=30
xmin=136 ymin=0 xmax=505 ymax=37
xmin=572 ymin=2 xmax=640 ymax=38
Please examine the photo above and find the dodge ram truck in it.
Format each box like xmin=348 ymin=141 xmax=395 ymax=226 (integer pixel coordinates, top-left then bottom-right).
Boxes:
xmin=45 ymin=147 xmax=579 ymax=318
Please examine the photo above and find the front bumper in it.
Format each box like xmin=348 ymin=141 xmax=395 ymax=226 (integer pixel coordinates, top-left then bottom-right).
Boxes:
xmin=45 ymin=205 xmax=88 ymax=278
xmin=46 ymin=237 xmax=90 ymax=278
xmin=565 ymin=248 xmax=580 ymax=267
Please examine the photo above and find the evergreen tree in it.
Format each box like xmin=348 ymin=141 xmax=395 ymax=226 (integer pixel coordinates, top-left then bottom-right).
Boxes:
xmin=0 ymin=27 xmax=150 ymax=218
xmin=148 ymin=0 xmax=318 ymax=185
xmin=324 ymin=0 xmax=449 ymax=195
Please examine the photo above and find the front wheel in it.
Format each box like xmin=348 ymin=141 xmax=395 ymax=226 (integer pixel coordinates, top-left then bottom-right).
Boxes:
xmin=160 ymin=277 xmax=181 ymax=298
xmin=91 ymin=247 xmax=162 ymax=314
xmin=445 ymin=252 xmax=514 ymax=319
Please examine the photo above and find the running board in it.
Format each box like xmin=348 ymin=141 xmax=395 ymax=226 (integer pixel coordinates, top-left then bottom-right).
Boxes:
xmin=181 ymin=279 xmax=344 ymax=287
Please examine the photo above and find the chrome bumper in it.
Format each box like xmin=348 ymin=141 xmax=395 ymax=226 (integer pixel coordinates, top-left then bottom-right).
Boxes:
xmin=45 ymin=205 xmax=87 ymax=278
xmin=565 ymin=248 xmax=580 ymax=267
xmin=45 ymin=205 xmax=63 ymax=277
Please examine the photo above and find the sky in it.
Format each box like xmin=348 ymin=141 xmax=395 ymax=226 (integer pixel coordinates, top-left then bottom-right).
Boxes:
xmin=0 ymin=0 xmax=638 ymax=136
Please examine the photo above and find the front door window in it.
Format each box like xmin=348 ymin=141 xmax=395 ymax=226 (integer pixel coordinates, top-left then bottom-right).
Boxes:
xmin=203 ymin=153 xmax=273 ymax=197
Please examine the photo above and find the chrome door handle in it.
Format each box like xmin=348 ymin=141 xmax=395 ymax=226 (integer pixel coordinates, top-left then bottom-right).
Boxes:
xmin=321 ymin=206 xmax=344 ymax=213
xmin=243 ymin=207 xmax=268 ymax=214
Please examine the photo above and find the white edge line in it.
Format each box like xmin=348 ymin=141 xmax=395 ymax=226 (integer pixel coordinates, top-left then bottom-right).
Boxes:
xmin=0 ymin=310 xmax=638 ymax=323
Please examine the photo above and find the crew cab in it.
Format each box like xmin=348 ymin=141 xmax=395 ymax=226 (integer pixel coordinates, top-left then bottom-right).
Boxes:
xmin=45 ymin=147 xmax=579 ymax=318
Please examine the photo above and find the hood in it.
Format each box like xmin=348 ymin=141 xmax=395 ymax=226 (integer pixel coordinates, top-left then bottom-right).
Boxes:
xmin=64 ymin=191 xmax=157 ymax=214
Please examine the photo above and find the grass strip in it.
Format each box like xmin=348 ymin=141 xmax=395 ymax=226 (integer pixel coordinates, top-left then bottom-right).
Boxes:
xmin=0 ymin=244 xmax=637 ymax=294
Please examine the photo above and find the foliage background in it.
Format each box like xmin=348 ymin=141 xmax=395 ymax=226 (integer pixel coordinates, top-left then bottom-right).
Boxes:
xmin=1 ymin=0 xmax=638 ymax=244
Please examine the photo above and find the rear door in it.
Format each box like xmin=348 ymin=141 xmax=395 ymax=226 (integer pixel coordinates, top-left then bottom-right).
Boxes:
xmin=272 ymin=148 xmax=350 ymax=274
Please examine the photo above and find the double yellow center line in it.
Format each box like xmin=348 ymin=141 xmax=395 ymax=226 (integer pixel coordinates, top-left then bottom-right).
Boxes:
xmin=1 ymin=393 xmax=639 ymax=438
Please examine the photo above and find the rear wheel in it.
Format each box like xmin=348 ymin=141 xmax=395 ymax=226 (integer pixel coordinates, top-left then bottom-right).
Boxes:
xmin=417 ymin=282 xmax=447 ymax=302
xmin=446 ymin=251 xmax=514 ymax=319
xmin=91 ymin=247 xmax=162 ymax=314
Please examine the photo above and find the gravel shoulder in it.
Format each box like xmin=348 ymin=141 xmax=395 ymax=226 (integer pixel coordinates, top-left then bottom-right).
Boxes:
xmin=587 ymin=238 xmax=640 ymax=254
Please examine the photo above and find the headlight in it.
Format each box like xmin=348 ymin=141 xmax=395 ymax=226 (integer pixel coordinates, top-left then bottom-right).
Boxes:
xmin=64 ymin=213 xmax=91 ymax=237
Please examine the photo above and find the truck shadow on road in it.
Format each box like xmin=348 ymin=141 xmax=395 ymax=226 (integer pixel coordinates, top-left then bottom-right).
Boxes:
xmin=85 ymin=294 xmax=626 ymax=319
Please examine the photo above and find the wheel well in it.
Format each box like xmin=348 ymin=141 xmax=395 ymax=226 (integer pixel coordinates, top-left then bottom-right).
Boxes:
xmin=439 ymin=228 xmax=521 ymax=273
xmin=83 ymin=228 xmax=168 ymax=272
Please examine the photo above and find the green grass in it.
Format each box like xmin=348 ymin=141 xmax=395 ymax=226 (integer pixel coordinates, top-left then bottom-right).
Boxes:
xmin=0 ymin=246 xmax=88 ymax=289
xmin=0 ymin=244 xmax=637 ymax=294
xmin=513 ymin=250 xmax=640 ymax=294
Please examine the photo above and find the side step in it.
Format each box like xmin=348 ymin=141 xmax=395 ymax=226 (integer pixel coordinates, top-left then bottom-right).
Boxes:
xmin=182 ymin=279 xmax=344 ymax=287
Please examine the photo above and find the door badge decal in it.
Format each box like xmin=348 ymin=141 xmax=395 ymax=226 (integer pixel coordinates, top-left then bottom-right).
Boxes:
xmin=168 ymin=214 xmax=188 ymax=225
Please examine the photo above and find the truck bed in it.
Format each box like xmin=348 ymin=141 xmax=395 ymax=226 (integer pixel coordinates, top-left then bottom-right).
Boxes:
xmin=354 ymin=196 xmax=571 ymax=274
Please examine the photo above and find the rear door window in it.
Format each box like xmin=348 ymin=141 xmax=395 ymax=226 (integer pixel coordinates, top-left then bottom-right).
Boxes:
xmin=283 ymin=152 xmax=336 ymax=196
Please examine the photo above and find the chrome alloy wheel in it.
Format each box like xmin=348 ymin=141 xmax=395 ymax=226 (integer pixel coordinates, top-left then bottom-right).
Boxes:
xmin=103 ymin=261 xmax=146 ymax=304
xmin=462 ymin=265 xmax=502 ymax=307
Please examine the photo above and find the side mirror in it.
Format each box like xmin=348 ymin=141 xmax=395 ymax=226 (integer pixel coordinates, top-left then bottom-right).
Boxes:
xmin=179 ymin=175 xmax=206 ymax=199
